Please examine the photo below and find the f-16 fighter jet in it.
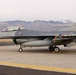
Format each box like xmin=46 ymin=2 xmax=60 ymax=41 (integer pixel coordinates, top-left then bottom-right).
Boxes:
xmin=0 ymin=26 xmax=76 ymax=53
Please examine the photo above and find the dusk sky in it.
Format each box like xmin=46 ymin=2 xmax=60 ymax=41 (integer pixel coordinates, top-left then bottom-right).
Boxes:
xmin=0 ymin=0 xmax=76 ymax=22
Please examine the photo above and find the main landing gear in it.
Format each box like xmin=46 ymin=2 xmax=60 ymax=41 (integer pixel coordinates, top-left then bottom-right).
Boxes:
xmin=18 ymin=45 xmax=23 ymax=52
xmin=49 ymin=46 xmax=60 ymax=53
xmin=18 ymin=44 xmax=60 ymax=53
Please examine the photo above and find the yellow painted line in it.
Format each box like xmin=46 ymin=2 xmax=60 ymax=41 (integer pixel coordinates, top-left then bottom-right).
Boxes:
xmin=0 ymin=62 xmax=76 ymax=74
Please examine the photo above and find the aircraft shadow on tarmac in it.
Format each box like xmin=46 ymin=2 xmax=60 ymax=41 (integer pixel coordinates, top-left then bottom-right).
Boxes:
xmin=1 ymin=46 xmax=76 ymax=54
xmin=21 ymin=48 xmax=51 ymax=54
xmin=20 ymin=47 xmax=76 ymax=54
xmin=60 ymin=49 xmax=76 ymax=54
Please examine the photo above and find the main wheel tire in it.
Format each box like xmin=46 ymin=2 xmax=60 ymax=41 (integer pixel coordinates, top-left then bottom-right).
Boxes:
xmin=18 ymin=48 xmax=23 ymax=52
xmin=53 ymin=47 xmax=60 ymax=53
xmin=49 ymin=46 xmax=54 ymax=52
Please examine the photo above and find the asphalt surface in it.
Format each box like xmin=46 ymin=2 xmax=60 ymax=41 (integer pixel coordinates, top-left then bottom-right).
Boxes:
xmin=0 ymin=46 xmax=76 ymax=74
xmin=0 ymin=65 xmax=75 ymax=75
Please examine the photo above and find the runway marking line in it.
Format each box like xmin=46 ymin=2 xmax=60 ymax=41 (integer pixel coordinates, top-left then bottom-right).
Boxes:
xmin=0 ymin=62 xmax=76 ymax=74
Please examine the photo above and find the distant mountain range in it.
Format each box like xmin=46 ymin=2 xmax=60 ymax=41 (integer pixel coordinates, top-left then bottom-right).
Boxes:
xmin=0 ymin=20 xmax=75 ymax=31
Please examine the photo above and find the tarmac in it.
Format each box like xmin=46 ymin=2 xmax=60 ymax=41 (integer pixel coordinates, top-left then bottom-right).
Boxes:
xmin=0 ymin=65 xmax=74 ymax=75
xmin=0 ymin=45 xmax=76 ymax=75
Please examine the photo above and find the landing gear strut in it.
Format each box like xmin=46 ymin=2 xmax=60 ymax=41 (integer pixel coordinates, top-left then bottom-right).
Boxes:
xmin=18 ymin=45 xmax=23 ymax=52
xmin=49 ymin=46 xmax=60 ymax=53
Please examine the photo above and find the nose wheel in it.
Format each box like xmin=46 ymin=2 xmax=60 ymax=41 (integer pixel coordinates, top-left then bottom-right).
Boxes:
xmin=18 ymin=48 xmax=23 ymax=52
xmin=18 ymin=45 xmax=23 ymax=52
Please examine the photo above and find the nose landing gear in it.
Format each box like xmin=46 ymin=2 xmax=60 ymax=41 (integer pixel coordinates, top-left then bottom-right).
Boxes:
xmin=18 ymin=48 xmax=23 ymax=52
xmin=18 ymin=45 xmax=23 ymax=52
